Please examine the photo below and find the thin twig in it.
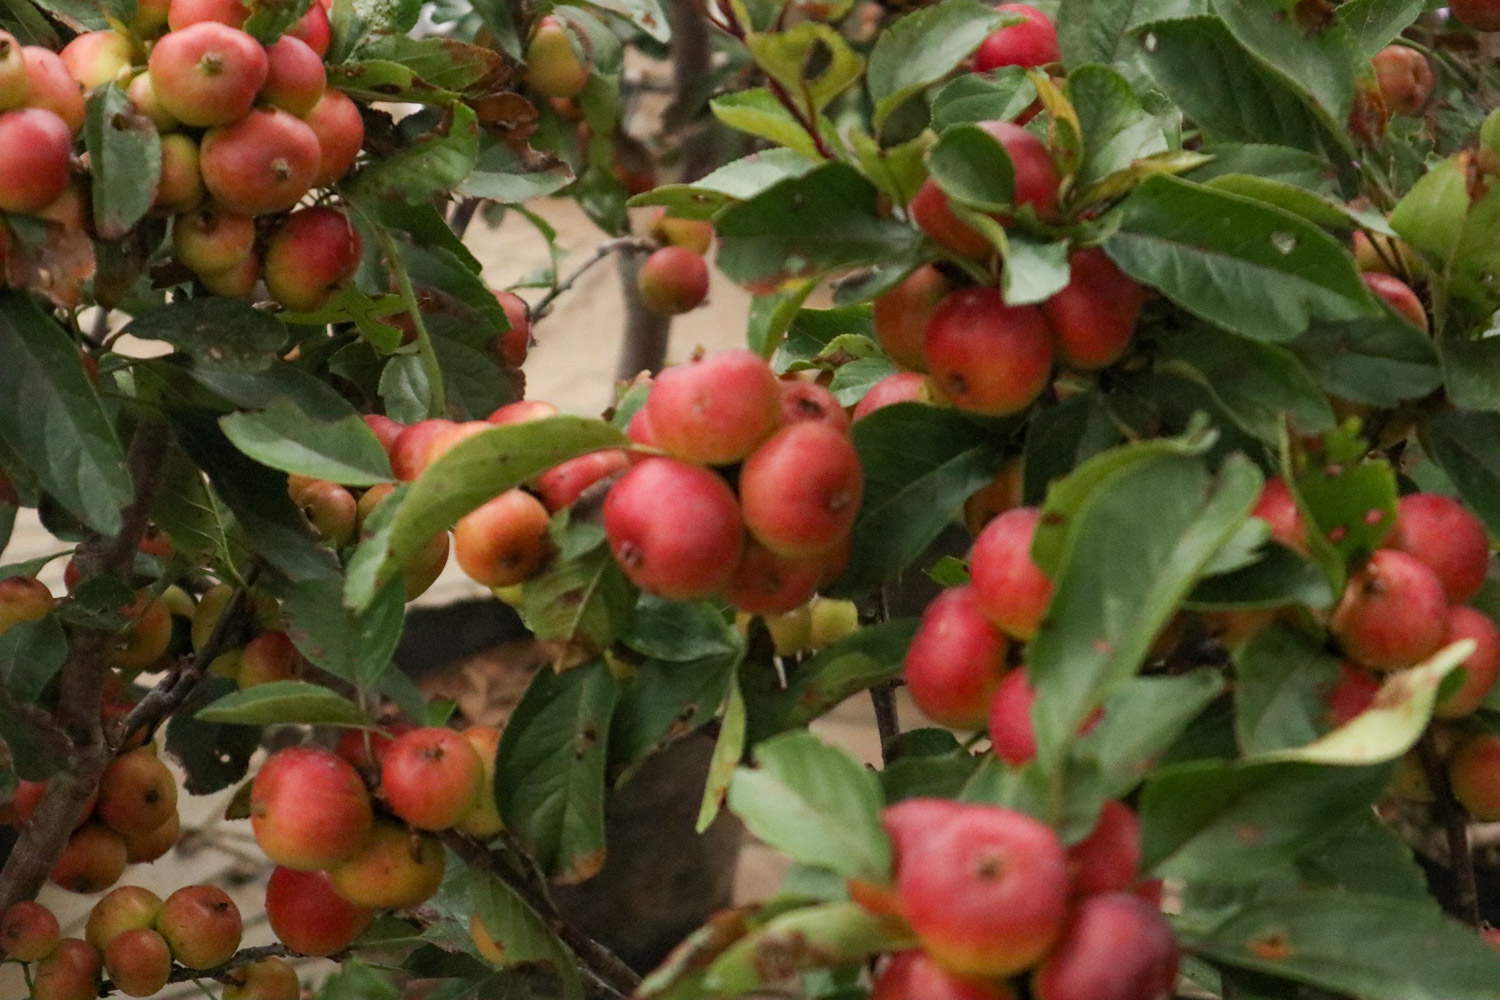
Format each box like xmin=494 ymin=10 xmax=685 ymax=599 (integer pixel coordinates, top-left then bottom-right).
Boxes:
xmin=1417 ymin=731 xmax=1480 ymax=925
xmin=96 ymin=944 xmax=314 ymax=996
xmin=531 ymin=237 xmax=657 ymax=324
xmin=448 ymin=197 xmax=482 ymax=239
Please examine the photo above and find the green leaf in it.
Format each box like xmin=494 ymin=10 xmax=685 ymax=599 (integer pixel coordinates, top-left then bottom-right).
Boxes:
xmin=494 ymin=660 xmax=619 ymax=883
xmin=697 ymin=679 xmax=746 ymax=833
xmin=704 ymin=903 xmax=911 ymax=996
xmin=927 ymin=124 xmax=1015 ymax=213
xmin=826 ymin=405 xmax=1001 ymax=598
xmin=1136 ymin=15 xmax=1350 ymax=157
xmin=123 ymin=297 xmax=289 ymax=365
xmin=0 ymin=616 xmax=65 ymax=702
xmin=1197 ymin=891 xmax=1500 ymax=1000
xmin=1249 ymin=641 xmax=1469 ymax=765
xmin=195 ymin=680 xmax=373 ymax=726
xmin=1069 ymin=64 xmax=1171 ymax=185
xmin=1107 ymin=175 xmax=1381 ymax=342
xmin=467 ymin=874 xmax=580 ymax=997
xmin=620 ymin=597 xmax=741 ymax=662
xmin=930 ymin=69 xmax=1037 ymax=130
xmin=520 ymin=538 xmax=635 ymax=651
xmin=610 ymin=649 xmax=742 ymax=769
xmin=344 ymin=417 xmax=626 ymax=610
xmin=1294 ymin=814 xmax=1431 ymax=901
xmin=777 ymin=304 xmax=876 ymax=369
xmin=355 ymin=34 xmax=505 ymax=93
xmin=283 ymin=576 xmax=406 ymax=693
xmin=866 ymin=0 xmax=1007 ymax=128
xmin=1140 ymin=759 xmax=1394 ymax=883
xmin=1389 ymin=155 xmax=1469 ymax=271
xmin=1073 ymin=670 xmax=1226 ymax=797
xmin=219 ymin=397 xmax=394 ymax=486
xmin=1023 ymin=391 xmax=1124 ymax=504
xmin=1156 ymin=326 xmax=1335 ymax=442
xmin=1234 ymin=623 xmax=1341 ymax=756
xmin=1029 ymin=451 xmax=1262 ymax=768
xmin=1291 ymin=316 xmax=1441 ymax=407
xmin=1424 ymin=410 xmax=1500 ymax=536
xmin=715 ymin=163 xmax=926 ymax=293
xmin=316 ymin=960 xmax=403 ymax=1000
xmin=747 ymin=283 xmax=819 ymax=359
xmin=1057 ymin=0 xmax=1197 ymax=71
xmin=243 ymin=0 xmax=310 ymax=42
xmin=727 ymin=731 xmax=890 ymax=882
xmin=1002 ymin=236 xmax=1071 ymax=306
xmin=710 ymin=89 xmax=827 ymax=160
xmin=84 ymin=85 xmax=160 ymax=240
xmin=1187 ymin=543 xmax=1334 ymax=609
xmin=1289 ymin=426 xmax=1398 ymax=583
xmin=460 ymin=137 xmax=575 ymax=204
xmin=627 ymin=148 xmax=819 ymax=219
xmin=151 ymin=448 xmax=243 ymax=574
xmin=1210 ymin=0 xmax=1360 ymax=127
xmin=349 ymin=103 xmax=479 ymax=204
xmin=745 ymin=23 xmax=864 ymax=118
xmin=847 ymin=130 xmax=930 ymax=208
xmin=1337 ymin=0 xmax=1425 ymax=57
xmin=0 ymin=292 xmax=131 ymax=534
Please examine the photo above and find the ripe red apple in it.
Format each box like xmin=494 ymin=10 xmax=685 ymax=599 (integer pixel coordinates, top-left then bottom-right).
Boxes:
xmin=173 ymin=207 xmax=255 ymax=276
xmin=287 ymin=1 xmax=330 ymax=56
xmin=0 ymin=31 xmax=29 ymax=111
xmin=266 ymin=866 xmax=374 ymax=956
xmin=59 ymin=30 xmax=132 ymax=90
xmin=51 ymin=824 xmax=128 ymax=893
xmin=526 ymin=16 xmax=589 ymax=98
xmin=969 ymin=506 xmax=1052 ymax=640
xmin=200 ymin=250 xmax=260 ymax=297
xmin=1067 ymin=800 xmax=1140 ymax=897
xmin=404 ymin=530 xmax=450 ymax=601
xmin=239 ymin=629 xmax=302 ymax=688
xmin=874 ymin=264 xmax=948 ymax=371
xmin=364 ymin=413 xmax=404 ymax=456
xmin=0 ymin=574 xmax=55 ymax=633
xmin=223 ymin=957 xmax=300 ymax=1000
xmin=1 ymin=900 xmax=60 ymax=961
xmin=263 ymin=206 xmax=364 ymax=311
xmin=1371 ymin=45 xmax=1433 ymax=117
xmin=381 ymin=726 xmax=485 ymax=831
xmin=21 ymin=47 xmax=85 ymax=133
xmin=1434 ymin=605 xmax=1500 ymax=718
xmin=156 ymin=885 xmax=241 ymax=969
xmin=973 ymin=3 xmax=1058 ymax=71
xmin=0 ymin=108 xmax=73 ymax=215
xmin=1451 ymin=0 xmax=1500 ymax=32
xmin=1387 ymin=492 xmax=1489 ymax=603
xmin=390 ymin=419 xmax=455 ymax=482
xmin=777 ymin=376 xmax=850 ymax=433
xmin=301 ymin=87 xmax=363 ymax=186
xmin=603 ymin=457 xmax=745 ymax=600
xmin=128 ymin=71 xmax=178 ymax=132
xmin=1251 ymin=476 xmax=1306 ymax=553
xmin=1030 ymin=891 xmax=1179 ymax=1000
xmin=30 ymin=938 xmax=100 ymax=1000
xmin=739 ymin=422 xmax=863 ymax=558
xmin=925 ymin=288 xmax=1053 ymax=415
xmin=910 ymin=179 xmax=993 ymax=259
xmin=644 ymin=349 xmax=782 ymax=465
xmin=487 ymin=399 xmax=559 ymax=425
xmin=1362 ymin=272 xmax=1428 ymax=331
xmin=1041 ymin=248 xmax=1146 ymax=370
xmin=724 ymin=537 xmax=826 ymax=615
xmin=1450 ymin=733 xmax=1500 ymax=820
xmin=200 ymin=107 xmax=320 ymax=216
xmin=904 ymin=586 xmax=1009 ymax=730
xmin=85 ymin=886 xmax=163 ymax=953
xmin=291 ymin=478 xmax=358 ymax=547
xmin=649 ymin=209 xmax=713 ymax=254
xmin=912 ymin=121 xmax=1059 ymax=257
xmin=454 ymin=725 xmax=504 ymax=838
xmin=97 ymin=748 xmax=178 ymax=836
xmin=103 ymin=928 xmax=172 ymax=997
xmin=1324 ymin=662 xmax=1380 ymax=727
xmin=963 ymin=460 xmax=1025 ymax=537
xmin=637 ymin=246 xmax=709 ymax=315
xmin=893 ymin=800 xmax=1069 ymax=977
xmin=988 ymin=668 xmax=1037 ymax=765
xmin=852 ymin=372 xmax=928 ymax=422
xmin=111 ymin=594 xmax=173 ymax=672
xmin=535 ymin=449 xmax=630 ymax=511
xmin=167 ymin=0 xmax=249 ymax=29
xmin=259 ymin=35 xmax=325 ymax=115
xmin=147 ymin=23 xmax=267 ymax=127
xmin=489 ymin=288 xmax=531 ymax=368
xmin=250 ymin=745 xmax=374 ymax=870
xmin=453 ymin=488 xmax=553 ymax=587
xmin=328 ymin=821 xmax=446 ymax=908
xmin=872 ymin=950 xmax=1018 ymax=1000
xmin=1330 ymin=549 xmax=1448 ymax=670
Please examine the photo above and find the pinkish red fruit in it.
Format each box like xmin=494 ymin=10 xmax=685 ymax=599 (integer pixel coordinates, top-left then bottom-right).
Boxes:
xmin=263 ymin=207 xmax=363 ymax=311
xmin=1 ymin=900 xmax=60 ymax=961
xmin=644 ymin=349 xmax=781 ymax=465
xmin=1041 ymin=248 xmax=1146 ymax=370
xmin=259 ymin=35 xmax=325 ymax=115
xmin=972 ymin=3 xmax=1059 ymax=71
xmin=904 ymin=586 xmax=1009 ymax=730
xmin=0 ymin=108 xmax=73 ymax=214
xmin=265 ymin=866 xmax=373 ymax=956
xmin=637 ymin=246 xmax=709 ymax=315
xmin=925 ymin=288 xmax=1053 ymax=416
xmin=739 ymin=422 xmax=863 ymax=558
xmin=603 ymin=457 xmax=744 ymax=600
xmin=969 ymin=506 xmax=1052 ymax=640
xmin=853 ymin=372 xmax=927 ymax=421
xmin=1030 ymin=892 xmax=1179 ymax=1000
xmin=1329 ymin=549 xmax=1448 ymax=671
xmin=874 ymin=264 xmax=947 ymax=371
xmin=872 ymin=950 xmax=1018 ymax=1000
xmin=381 ymin=726 xmax=485 ymax=831
xmin=250 ymin=745 xmax=374 ymax=870
xmin=155 ymin=885 xmax=241 ymax=969
xmin=301 ymin=87 xmax=363 ymax=186
xmin=147 ymin=23 xmax=267 ymax=127
xmin=1066 ymin=800 xmax=1141 ymax=897
xmin=1387 ymin=492 xmax=1489 ymax=603
xmin=199 ymin=107 xmax=320 ymax=216
xmin=1435 ymin=605 xmax=1500 ymax=718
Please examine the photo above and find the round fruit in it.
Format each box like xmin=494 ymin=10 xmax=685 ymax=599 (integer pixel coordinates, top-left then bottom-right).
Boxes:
xmin=1363 ymin=271 xmax=1428 ymax=330
xmin=156 ymin=885 xmax=241 ymax=969
xmin=637 ymin=246 xmax=710 ymax=315
xmin=96 ymin=749 xmax=177 ymax=837
xmin=644 ymin=349 xmax=782 ymax=465
xmin=147 ymin=23 xmax=267 ymax=127
xmin=872 ymin=950 xmax=1018 ymax=1000
xmin=777 ymin=377 xmax=849 ymax=433
xmin=603 ymin=457 xmax=745 ymax=600
xmin=59 ymin=30 xmax=132 ymax=90
xmin=51 ymin=824 xmax=128 ymax=893
xmin=173 ymin=207 xmax=255 ymax=275
xmin=853 ymin=372 xmax=928 ymax=421
xmin=30 ymin=938 xmax=101 ymax=1000
xmin=649 ymin=210 xmax=713 ymax=254
xmin=301 ymin=87 xmax=363 ymax=186
xmin=0 ymin=108 xmax=73 ymax=214
xmin=288 ymin=1 xmax=330 ymax=56
xmin=200 ymin=107 xmax=320 ymax=216
xmin=85 ymin=886 xmax=163 ymax=953
xmin=103 ymin=928 xmax=172 ymax=998
xmin=167 ymin=0 xmax=249 ymax=29
xmin=910 ymin=179 xmax=992 ymax=259
xmin=535 ymin=449 xmax=630 ymax=511
xmin=265 ymin=866 xmax=374 ymax=956
xmin=454 ymin=725 xmax=504 ymax=838
xmin=1329 ymin=549 xmax=1448 ymax=671
xmin=904 ymin=586 xmax=1009 ymax=730
xmin=381 ymin=726 xmax=486 ymax=831
xmin=724 ymin=537 xmax=826 ymax=615
xmin=739 ymin=422 xmax=863 ymax=558
xmin=263 ymin=207 xmax=364 ymax=311
xmin=156 ymin=133 xmax=204 ymax=214
xmin=259 ymin=35 xmax=325 ymax=115
xmin=250 ymin=745 xmax=374 ymax=870
xmin=1387 ymin=492 xmax=1489 ymax=604
xmin=22 ymin=47 xmax=85 ymax=133
xmin=1435 ymin=605 xmax=1500 ymax=718
xmin=1030 ymin=892 xmax=1179 ymax=1000
xmin=874 ymin=264 xmax=948 ymax=371
xmin=970 ymin=506 xmax=1052 ymax=640
xmin=1066 ymin=800 xmax=1141 ymax=896
xmin=925 ymin=288 xmax=1053 ymax=416
xmin=0 ymin=31 xmax=29 ymax=111
xmin=973 ymin=2 xmax=1059 ymax=71
xmin=989 ymin=668 xmax=1038 ymax=765
xmin=328 ymin=821 xmax=446 ymax=908
xmin=223 ymin=957 xmax=301 ymax=1000
xmin=453 ymin=488 xmax=553 ymax=587
xmin=893 ymin=800 xmax=1070 ymax=977
xmin=526 ymin=16 xmax=589 ymax=98
xmin=1040 ymin=248 xmax=1146 ymax=370
xmin=1 ymin=900 xmax=60 ymax=961
xmin=1252 ymin=476 xmax=1306 ymax=552
xmin=1451 ymin=0 xmax=1500 ymax=32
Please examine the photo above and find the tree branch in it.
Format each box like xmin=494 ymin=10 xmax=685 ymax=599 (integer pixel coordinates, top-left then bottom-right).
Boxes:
xmin=439 ymin=830 xmax=642 ymax=1000
xmin=667 ymin=0 xmax=716 ymax=182
xmin=96 ymin=944 xmax=316 ymax=996
xmin=1417 ymin=731 xmax=1480 ymax=925
xmin=613 ymin=248 xmax=674 ymax=385
xmin=531 ymin=237 xmax=656 ymax=326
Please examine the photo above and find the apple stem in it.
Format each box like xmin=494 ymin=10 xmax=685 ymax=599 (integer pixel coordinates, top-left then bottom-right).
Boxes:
xmin=1416 ymin=730 xmax=1480 ymax=925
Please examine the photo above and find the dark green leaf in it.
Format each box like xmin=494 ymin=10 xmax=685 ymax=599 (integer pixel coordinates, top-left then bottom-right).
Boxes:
xmin=1292 ymin=316 xmax=1441 ymax=407
xmin=1107 ymin=175 xmax=1381 ymax=342
xmin=929 ymin=69 xmax=1036 ymax=130
xmin=315 ymin=960 xmax=403 ymax=1000
xmin=629 ymin=148 xmax=819 ymax=219
xmin=195 ymin=680 xmax=373 ymax=726
xmin=466 ymin=873 xmax=580 ymax=998
xmin=1022 ymin=392 xmax=1123 ymax=504
xmin=349 ymin=103 xmax=479 ymax=205
xmin=1187 ymin=543 xmax=1335 ymax=609
xmin=283 ymin=576 xmax=406 ymax=692
xmin=520 ymin=538 xmax=636 ymax=651
xmin=610 ymin=650 xmax=742 ymax=768
xmin=0 ymin=616 xmax=65 ymax=702
xmin=1420 ymin=410 xmax=1500 ymax=538
xmin=1156 ymin=326 xmax=1335 ymax=441
xmin=164 ymin=677 xmax=263 ymax=794
xmin=1073 ymin=670 xmax=1226 ymax=797
xmin=219 ymin=397 xmax=394 ymax=486
xmin=84 ymin=85 xmax=160 ymax=240
xmin=1198 ymin=891 xmax=1500 ymax=1000
xmin=124 ymin=298 xmax=289 ymax=366
xmin=866 ymin=0 xmax=1007 ymax=128
xmin=0 ymin=292 xmax=131 ymax=534
xmin=1140 ymin=759 xmax=1394 ymax=882
xmin=494 ymin=660 xmax=619 ymax=883
xmin=727 ymin=731 xmax=890 ymax=881
xmin=460 ymin=137 xmax=575 ymax=204
xmin=1210 ymin=0 xmax=1360 ymax=127
xmin=621 ymin=597 xmax=740 ymax=662
xmin=1337 ymin=0 xmax=1424 ymax=57
xmin=1234 ymin=623 xmax=1342 ymax=756
xmin=1294 ymin=813 xmax=1431 ymax=901
xmin=928 ymin=124 xmax=1015 ymax=213
xmin=1069 ymin=64 xmax=1170 ymax=184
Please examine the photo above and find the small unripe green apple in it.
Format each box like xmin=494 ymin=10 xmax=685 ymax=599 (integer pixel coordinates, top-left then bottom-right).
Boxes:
xmin=525 ymin=16 xmax=589 ymax=99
